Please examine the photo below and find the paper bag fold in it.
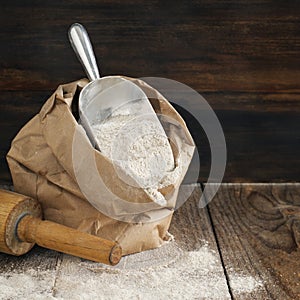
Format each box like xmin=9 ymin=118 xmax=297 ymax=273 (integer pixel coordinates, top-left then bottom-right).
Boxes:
xmin=7 ymin=77 xmax=194 ymax=255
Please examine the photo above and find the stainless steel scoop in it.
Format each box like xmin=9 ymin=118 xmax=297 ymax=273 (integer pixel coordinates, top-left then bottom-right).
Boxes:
xmin=68 ymin=23 xmax=166 ymax=151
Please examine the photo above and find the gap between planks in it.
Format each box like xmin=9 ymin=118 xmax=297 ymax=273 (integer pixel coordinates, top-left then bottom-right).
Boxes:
xmin=2 ymin=184 xmax=299 ymax=298
xmin=0 ymin=184 xmax=231 ymax=299
xmin=50 ymin=184 xmax=231 ymax=299
xmin=204 ymin=183 xmax=300 ymax=300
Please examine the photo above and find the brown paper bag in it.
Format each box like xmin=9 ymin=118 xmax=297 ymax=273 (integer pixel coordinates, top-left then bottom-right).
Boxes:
xmin=7 ymin=77 xmax=194 ymax=255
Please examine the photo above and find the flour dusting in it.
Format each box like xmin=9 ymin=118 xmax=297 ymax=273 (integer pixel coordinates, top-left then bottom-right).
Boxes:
xmin=53 ymin=242 xmax=264 ymax=299
xmin=0 ymin=268 xmax=55 ymax=299
xmin=0 ymin=242 xmax=264 ymax=300
xmin=230 ymin=275 xmax=264 ymax=293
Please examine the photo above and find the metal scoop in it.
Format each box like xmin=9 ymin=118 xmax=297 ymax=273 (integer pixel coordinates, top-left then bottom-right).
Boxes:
xmin=68 ymin=23 xmax=167 ymax=152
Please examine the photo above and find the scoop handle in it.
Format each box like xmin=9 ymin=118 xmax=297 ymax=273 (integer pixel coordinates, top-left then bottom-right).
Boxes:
xmin=17 ymin=215 xmax=122 ymax=265
xmin=68 ymin=23 xmax=100 ymax=81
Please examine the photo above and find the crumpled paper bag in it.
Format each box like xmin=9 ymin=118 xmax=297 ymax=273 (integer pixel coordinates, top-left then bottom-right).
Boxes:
xmin=7 ymin=77 xmax=195 ymax=255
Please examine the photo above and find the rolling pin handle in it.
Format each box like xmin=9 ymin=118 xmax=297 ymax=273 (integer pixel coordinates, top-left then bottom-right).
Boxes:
xmin=17 ymin=215 xmax=122 ymax=265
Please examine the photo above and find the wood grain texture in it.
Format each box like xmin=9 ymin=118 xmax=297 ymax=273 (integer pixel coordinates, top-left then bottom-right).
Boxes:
xmin=0 ymin=91 xmax=299 ymax=184
xmin=0 ymin=0 xmax=299 ymax=183
xmin=0 ymin=184 xmax=231 ymax=299
xmin=52 ymin=185 xmax=231 ymax=299
xmin=204 ymin=183 xmax=300 ymax=299
xmin=0 ymin=246 xmax=61 ymax=299
xmin=0 ymin=245 xmax=61 ymax=274
xmin=0 ymin=190 xmax=42 ymax=255
xmin=0 ymin=1 xmax=299 ymax=92
xmin=170 ymin=184 xmax=223 ymax=250
xmin=1 ymin=183 xmax=300 ymax=298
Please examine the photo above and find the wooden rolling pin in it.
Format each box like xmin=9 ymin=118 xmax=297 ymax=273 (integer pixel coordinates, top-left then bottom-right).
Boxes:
xmin=0 ymin=189 xmax=122 ymax=265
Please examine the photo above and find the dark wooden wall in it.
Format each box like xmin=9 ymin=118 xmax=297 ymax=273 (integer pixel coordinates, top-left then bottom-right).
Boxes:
xmin=0 ymin=0 xmax=299 ymax=183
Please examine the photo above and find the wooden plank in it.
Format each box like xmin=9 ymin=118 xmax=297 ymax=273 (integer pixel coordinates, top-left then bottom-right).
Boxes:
xmin=204 ymin=183 xmax=300 ymax=299
xmin=52 ymin=185 xmax=232 ymax=299
xmin=0 ymin=246 xmax=61 ymax=274
xmin=1 ymin=91 xmax=299 ymax=184
xmin=0 ymin=247 xmax=62 ymax=299
xmin=204 ymin=92 xmax=300 ymax=112
xmin=0 ymin=184 xmax=230 ymax=298
xmin=0 ymin=1 xmax=299 ymax=92
xmin=173 ymin=97 xmax=300 ymax=183
xmin=0 ymin=0 xmax=300 ymax=183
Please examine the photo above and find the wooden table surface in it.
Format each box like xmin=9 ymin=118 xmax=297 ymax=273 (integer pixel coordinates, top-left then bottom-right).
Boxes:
xmin=0 ymin=2 xmax=299 ymax=298
xmin=0 ymin=183 xmax=299 ymax=299
xmin=0 ymin=1 xmax=299 ymax=183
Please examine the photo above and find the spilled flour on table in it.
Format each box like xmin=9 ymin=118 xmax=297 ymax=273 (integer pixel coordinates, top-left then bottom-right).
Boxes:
xmin=0 ymin=241 xmax=264 ymax=300
xmin=229 ymin=275 xmax=264 ymax=294
xmin=0 ymin=268 xmax=56 ymax=299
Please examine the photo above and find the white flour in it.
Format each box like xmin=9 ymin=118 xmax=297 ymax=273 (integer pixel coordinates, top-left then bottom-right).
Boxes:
xmin=91 ymin=103 xmax=181 ymax=206
xmin=229 ymin=275 xmax=263 ymax=294
xmin=0 ymin=242 xmax=264 ymax=300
